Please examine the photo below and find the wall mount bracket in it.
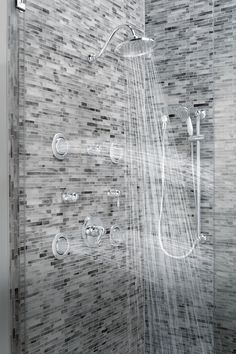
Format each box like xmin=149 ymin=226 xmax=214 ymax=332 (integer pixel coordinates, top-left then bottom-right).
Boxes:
xmin=16 ymin=0 xmax=26 ymax=11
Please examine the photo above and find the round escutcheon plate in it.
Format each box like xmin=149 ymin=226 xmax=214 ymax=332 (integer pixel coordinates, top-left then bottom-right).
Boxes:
xmin=52 ymin=233 xmax=70 ymax=260
xmin=52 ymin=133 xmax=69 ymax=160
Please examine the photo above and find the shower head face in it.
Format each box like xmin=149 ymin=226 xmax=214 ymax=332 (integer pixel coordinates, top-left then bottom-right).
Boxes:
xmin=171 ymin=106 xmax=193 ymax=136
xmin=115 ymin=37 xmax=155 ymax=58
xmin=173 ymin=106 xmax=190 ymax=121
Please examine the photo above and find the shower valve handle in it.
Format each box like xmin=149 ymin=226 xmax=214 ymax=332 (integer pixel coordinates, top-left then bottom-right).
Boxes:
xmin=85 ymin=225 xmax=105 ymax=238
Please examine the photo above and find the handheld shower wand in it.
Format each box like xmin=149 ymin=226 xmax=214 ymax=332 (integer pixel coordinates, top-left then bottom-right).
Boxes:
xmin=187 ymin=116 xmax=193 ymax=137
xmin=158 ymin=109 xmax=206 ymax=260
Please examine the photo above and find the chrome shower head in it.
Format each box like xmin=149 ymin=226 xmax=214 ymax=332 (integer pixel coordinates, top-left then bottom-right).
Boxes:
xmin=115 ymin=37 xmax=155 ymax=58
xmin=88 ymin=24 xmax=155 ymax=63
xmin=174 ymin=106 xmax=190 ymax=120
xmin=172 ymin=106 xmax=193 ymax=136
xmin=169 ymin=105 xmax=206 ymax=137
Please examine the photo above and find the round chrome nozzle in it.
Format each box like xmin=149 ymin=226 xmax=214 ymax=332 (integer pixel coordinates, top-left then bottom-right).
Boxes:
xmin=88 ymin=54 xmax=97 ymax=63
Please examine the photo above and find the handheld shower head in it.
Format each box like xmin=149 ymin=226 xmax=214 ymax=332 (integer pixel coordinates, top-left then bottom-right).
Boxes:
xmin=186 ymin=116 xmax=193 ymax=137
xmin=88 ymin=24 xmax=155 ymax=63
xmin=172 ymin=106 xmax=193 ymax=136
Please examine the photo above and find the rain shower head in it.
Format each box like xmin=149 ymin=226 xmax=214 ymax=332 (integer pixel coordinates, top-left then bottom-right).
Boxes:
xmin=115 ymin=37 xmax=154 ymax=58
xmin=88 ymin=24 xmax=154 ymax=63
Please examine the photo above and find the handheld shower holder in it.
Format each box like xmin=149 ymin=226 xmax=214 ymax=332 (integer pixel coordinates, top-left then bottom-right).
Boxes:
xmin=195 ymin=110 xmax=206 ymax=120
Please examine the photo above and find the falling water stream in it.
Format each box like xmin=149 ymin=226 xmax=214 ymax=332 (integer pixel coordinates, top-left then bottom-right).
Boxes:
xmin=67 ymin=52 xmax=213 ymax=353
xmin=124 ymin=55 xmax=214 ymax=354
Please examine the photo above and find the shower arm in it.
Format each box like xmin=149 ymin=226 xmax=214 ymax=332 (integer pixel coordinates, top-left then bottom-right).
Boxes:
xmin=88 ymin=24 xmax=140 ymax=63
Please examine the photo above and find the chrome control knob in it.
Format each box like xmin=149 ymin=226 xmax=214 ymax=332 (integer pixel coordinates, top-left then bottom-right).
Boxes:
xmin=85 ymin=226 xmax=103 ymax=237
xmin=62 ymin=192 xmax=79 ymax=203
xmin=82 ymin=216 xmax=105 ymax=248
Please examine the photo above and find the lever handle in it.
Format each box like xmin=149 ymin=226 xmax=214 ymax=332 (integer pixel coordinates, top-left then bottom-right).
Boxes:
xmin=108 ymin=189 xmax=121 ymax=209
xmin=117 ymin=196 xmax=120 ymax=209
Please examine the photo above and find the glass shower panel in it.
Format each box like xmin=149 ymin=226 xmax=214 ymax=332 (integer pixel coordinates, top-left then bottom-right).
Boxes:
xmin=12 ymin=0 xmax=236 ymax=353
xmin=145 ymin=0 xmax=215 ymax=353
xmin=20 ymin=1 xmax=145 ymax=354
xmin=213 ymin=1 xmax=236 ymax=353
xmin=9 ymin=2 xmax=26 ymax=353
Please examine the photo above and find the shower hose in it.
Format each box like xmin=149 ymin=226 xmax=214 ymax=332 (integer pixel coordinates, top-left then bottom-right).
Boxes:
xmin=158 ymin=119 xmax=200 ymax=259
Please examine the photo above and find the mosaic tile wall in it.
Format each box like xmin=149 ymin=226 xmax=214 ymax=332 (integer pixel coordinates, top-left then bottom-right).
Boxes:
xmin=8 ymin=1 xmax=19 ymax=350
xmin=8 ymin=0 xmax=26 ymax=352
xmin=145 ymin=0 xmax=236 ymax=353
xmin=214 ymin=1 xmax=236 ymax=353
xmin=10 ymin=0 xmax=236 ymax=353
xmin=145 ymin=0 xmax=215 ymax=353
xmin=14 ymin=0 xmax=145 ymax=353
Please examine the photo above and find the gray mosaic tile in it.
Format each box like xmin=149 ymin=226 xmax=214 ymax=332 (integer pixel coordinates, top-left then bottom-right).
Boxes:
xmin=145 ymin=0 xmax=215 ymax=353
xmin=9 ymin=0 xmax=236 ymax=353
xmin=11 ymin=0 xmax=145 ymax=353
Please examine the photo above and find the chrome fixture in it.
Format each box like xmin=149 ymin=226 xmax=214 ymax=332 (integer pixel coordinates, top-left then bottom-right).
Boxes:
xmin=196 ymin=109 xmax=206 ymax=120
xmin=171 ymin=105 xmax=207 ymax=241
xmin=198 ymin=233 xmax=207 ymax=243
xmin=110 ymin=143 xmax=124 ymax=164
xmin=115 ymin=37 xmax=155 ymax=58
xmin=107 ymin=189 xmax=121 ymax=209
xmin=52 ymin=233 xmax=70 ymax=260
xmin=174 ymin=106 xmax=194 ymax=136
xmin=88 ymin=24 xmax=154 ymax=63
xmin=110 ymin=225 xmax=125 ymax=247
xmin=159 ymin=108 xmax=207 ymax=259
xmin=52 ymin=133 xmax=69 ymax=160
xmin=182 ymin=107 xmax=194 ymax=136
xmin=180 ymin=108 xmax=207 ymax=241
xmin=16 ymin=0 xmax=26 ymax=11
xmin=173 ymin=106 xmax=206 ymax=139
xmin=182 ymin=108 xmax=207 ymax=241
xmin=161 ymin=115 xmax=168 ymax=130
xmin=190 ymin=110 xmax=206 ymax=240
xmin=62 ymin=192 xmax=79 ymax=203
xmin=82 ymin=216 xmax=105 ymax=248
xmin=189 ymin=110 xmax=206 ymax=143
xmin=87 ymin=144 xmax=102 ymax=156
